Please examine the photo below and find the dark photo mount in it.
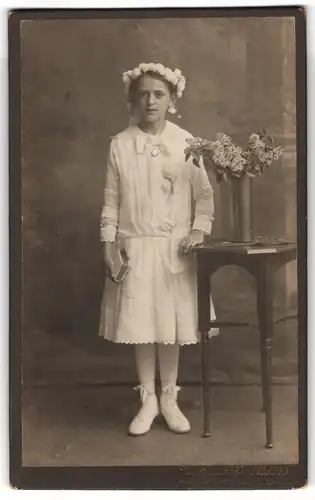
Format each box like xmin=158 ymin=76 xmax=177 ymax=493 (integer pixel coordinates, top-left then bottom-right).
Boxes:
xmin=9 ymin=6 xmax=307 ymax=490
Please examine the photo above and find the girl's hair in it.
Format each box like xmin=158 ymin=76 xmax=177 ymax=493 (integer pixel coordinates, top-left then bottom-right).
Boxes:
xmin=128 ymin=71 xmax=176 ymax=104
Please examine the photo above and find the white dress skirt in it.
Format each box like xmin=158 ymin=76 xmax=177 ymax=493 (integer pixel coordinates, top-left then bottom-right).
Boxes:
xmin=98 ymin=120 xmax=219 ymax=345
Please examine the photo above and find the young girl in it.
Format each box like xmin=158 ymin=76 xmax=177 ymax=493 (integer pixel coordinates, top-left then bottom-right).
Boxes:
xmin=99 ymin=63 xmax=218 ymax=436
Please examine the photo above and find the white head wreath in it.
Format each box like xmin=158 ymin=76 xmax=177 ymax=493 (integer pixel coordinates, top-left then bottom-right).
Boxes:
xmin=122 ymin=63 xmax=186 ymax=119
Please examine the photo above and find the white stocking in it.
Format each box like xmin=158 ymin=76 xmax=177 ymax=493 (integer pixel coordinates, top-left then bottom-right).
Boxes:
xmin=157 ymin=342 xmax=180 ymax=388
xmin=134 ymin=344 xmax=156 ymax=393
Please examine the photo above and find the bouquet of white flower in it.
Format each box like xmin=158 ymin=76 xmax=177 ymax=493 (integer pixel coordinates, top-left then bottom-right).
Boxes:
xmin=185 ymin=130 xmax=283 ymax=183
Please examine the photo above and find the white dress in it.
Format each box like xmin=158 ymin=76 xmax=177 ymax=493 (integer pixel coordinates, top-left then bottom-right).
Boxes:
xmin=98 ymin=120 xmax=219 ymax=345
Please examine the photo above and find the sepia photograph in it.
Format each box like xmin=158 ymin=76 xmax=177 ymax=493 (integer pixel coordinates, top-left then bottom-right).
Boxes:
xmin=9 ymin=7 xmax=306 ymax=490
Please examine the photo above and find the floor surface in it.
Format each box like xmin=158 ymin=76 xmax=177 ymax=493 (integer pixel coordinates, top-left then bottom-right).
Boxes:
xmin=22 ymin=384 xmax=299 ymax=467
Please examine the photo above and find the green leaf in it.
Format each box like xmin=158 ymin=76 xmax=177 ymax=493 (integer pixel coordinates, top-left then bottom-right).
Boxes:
xmin=185 ymin=152 xmax=191 ymax=162
xmin=192 ymin=150 xmax=201 ymax=161
xmin=193 ymin=158 xmax=200 ymax=168
xmin=223 ymin=172 xmax=230 ymax=183
xmin=267 ymin=135 xmax=274 ymax=146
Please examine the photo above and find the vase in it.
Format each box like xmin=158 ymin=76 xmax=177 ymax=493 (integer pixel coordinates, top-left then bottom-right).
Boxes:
xmin=230 ymin=175 xmax=253 ymax=243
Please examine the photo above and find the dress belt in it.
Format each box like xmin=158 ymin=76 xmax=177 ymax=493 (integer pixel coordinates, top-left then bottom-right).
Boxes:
xmin=117 ymin=227 xmax=190 ymax=240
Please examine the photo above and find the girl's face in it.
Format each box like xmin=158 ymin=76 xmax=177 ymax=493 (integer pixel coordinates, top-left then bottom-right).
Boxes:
xmin=130 ymin=74 xmax=174 ymax=125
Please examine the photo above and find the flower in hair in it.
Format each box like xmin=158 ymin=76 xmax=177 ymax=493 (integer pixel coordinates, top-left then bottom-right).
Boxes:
xmin=122 ymin=62 xmax=186 ymax=101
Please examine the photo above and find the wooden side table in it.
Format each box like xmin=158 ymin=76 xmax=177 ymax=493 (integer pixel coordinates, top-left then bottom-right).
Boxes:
xmin=193 ymin=241 xmax=297 ymax=448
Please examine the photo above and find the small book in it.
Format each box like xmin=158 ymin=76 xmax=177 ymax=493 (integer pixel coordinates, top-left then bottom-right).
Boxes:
xmin=107 ymin=246 xmax=130 ymax=283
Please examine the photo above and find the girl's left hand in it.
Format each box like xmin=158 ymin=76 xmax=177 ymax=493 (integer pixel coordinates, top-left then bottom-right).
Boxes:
xmin=180 ymin=230 xmax=205 ymax=255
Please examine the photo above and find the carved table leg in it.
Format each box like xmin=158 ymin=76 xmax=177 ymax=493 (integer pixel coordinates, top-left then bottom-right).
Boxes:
xmin=260 ymin=338 xmax=267 ymax=414
xmin=201 ymin=332 xmax=211 ymax=437
xmin=197 ymin=257 xmax=211 ymax=438
xmin=256 ymin=261 xmax=274 ymax=449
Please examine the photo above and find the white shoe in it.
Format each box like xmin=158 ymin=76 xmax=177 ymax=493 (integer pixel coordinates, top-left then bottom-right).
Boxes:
xmin=160 ymin=385 xmax=191 ymax=434
xmin=128 ymin=385 xmax=159 ymax=436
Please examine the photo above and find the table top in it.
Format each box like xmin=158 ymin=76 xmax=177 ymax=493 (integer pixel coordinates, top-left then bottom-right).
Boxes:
xmin=192 ymin=239 xmax=297 ymax=255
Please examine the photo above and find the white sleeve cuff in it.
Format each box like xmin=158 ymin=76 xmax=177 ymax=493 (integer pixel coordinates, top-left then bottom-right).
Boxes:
xmin=100 ymin=225 xmax=117 ymax=243
xmin=192 ymin=217 xmax=213 ymax=235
